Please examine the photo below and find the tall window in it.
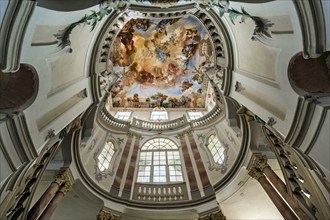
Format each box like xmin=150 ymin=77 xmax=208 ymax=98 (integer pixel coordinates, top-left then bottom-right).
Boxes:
xmin=114 ymin=111 xmax=131 ymax=120
xmin=207 ymin=134 xmax=225 ymax=164
xmin=97 ymin=141 xmax=115 ymax=172
xmin=150 ymin=107 xmax=168 ymax=121
xmin=188 ymin=111 xmax=203 ymax=120
xmin=137 ymin=138 xmax=183 ymax=183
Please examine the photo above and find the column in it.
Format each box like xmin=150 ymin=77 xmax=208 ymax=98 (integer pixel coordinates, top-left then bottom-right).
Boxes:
xmin=27 ymin=168 xmax=71 ymax=220
xmin=254 ymin=155 xmax=311 ymax=220
xmin=110 ymin=134 xmax=133 ymax=196
xmin=27 ymin=183 xmax=60 ymax=220
xmin=36 ymin=168 xmax=73 ymax=220
xmin=248 ymin=167 xmax=298 ymax=220
xmin=179 ymin=133 xmax=200 ymax=199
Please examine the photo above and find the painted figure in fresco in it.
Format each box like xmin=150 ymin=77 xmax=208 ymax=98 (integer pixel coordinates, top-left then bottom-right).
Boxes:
xmin=167 ymin=62 xmax=179 ymax=75
xmin=109 ymin=16 xmax=212 ymax=109
xmin=181 ymin=80 xmax=194 ymax=92
xmin=112 ymin=19 xmax=152 ymax=67
xmin=133 ymin=94 xmax=139 ymax=102
xmin=111 ymin=80 xmax=123 ymax=98
xmin=119 ymin=92 xmax=127 ymax=108
xmin=155 ymin=18 xmax=180 ymax=35
xmin=155 ymin=48 xmax=169 ymax=62
xmin=135 ymin=19 xmax=151 ymax=31
xmin=136 ymin=70 xmax=154 ymax=85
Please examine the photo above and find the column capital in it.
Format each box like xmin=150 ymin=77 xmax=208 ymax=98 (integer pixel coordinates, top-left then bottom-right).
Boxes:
xmin=96 ymin=208 xmax=121 ymax=220
xmin=248 ymin=167 xmax=264 ymax=180
xmin=58 ymin=181 xmax=73 ymax=195
xmin=247 ymin=154 xmax=270 ymax=174
xmin=198 ymin=210 xmax=227 ymax=220
xmin=52 ymin=168 xmax=74 ymax=187
xmin=254 ymin=154 xmax=270 ymax=172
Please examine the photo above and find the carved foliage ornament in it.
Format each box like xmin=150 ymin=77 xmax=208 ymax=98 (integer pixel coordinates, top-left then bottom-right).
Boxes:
xmin=248 ymin=155 xmax=269 ymax=180
xmin=53 ymin=168 xmax=74 ymax=194
xmin=199 ymin=210 xmax=227 ymax=220
xmin=97 ymin=209 xmax=121 ymax=220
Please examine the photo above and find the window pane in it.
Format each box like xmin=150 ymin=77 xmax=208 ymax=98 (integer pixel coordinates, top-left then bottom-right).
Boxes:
xmin=137 ymin=165 xmax=151 ymax=182
xmin=207 ymin=134 xmax=225 ymax=164
xmin=188 ymin=111 xmax=203 ymax=120
xmin=150 ymin=110 xmax=168 ymax=121
xmin=98 ymin=141 xmax=115 ymax=172
xmin=138 ymin=138 xmax=183 ymax=183
xmin=114 ymin=111 xmax=131 ymax=120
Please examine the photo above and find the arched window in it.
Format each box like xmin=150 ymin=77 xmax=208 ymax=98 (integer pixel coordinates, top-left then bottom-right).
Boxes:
xmin=207 ymin=134 xmax=225 ymax=165
xmin=137 ymin=138 xmax=183 ymax=183
xmin=97 ymin=141 xmax=115 ymax=172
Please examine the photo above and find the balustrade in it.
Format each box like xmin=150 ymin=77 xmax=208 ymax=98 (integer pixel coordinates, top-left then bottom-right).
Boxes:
xmin=132 ymin=183 xmax=188 ymax=203
xmin=131 ymin=116 xmax=188 ymax=131
xmin=191 ymin=104 xmax=223 ymax=128
xmin=99 ymin=106 xmax=130 ymax=131
xmin=99 ymin=101 xmax=224 ymax=133
xmin=0 ymin=140 xmax=61 ymax=220
xmin=263 ymin=126 xmax=330 ymax=220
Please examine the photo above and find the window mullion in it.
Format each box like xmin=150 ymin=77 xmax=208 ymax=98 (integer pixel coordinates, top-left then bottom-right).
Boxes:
xmin=151 ymin=151 xmax=154 ymax=183
xmin=166 ymin=151 xmax=169 ymax=182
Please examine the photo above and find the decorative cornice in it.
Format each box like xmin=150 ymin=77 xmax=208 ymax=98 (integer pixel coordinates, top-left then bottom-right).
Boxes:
xmin=0 ymin=1 xmax=36 ymax=72
xmin=284 ymin=97 xmax=317 ymax=149
xmin=293 ymin=0 xmax=326 ymax=58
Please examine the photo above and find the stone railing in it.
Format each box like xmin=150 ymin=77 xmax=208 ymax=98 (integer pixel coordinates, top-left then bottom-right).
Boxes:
xmin=132 ymin=182 xmax=189 ymax=203
xmin=99 ymin=106 xmax=130 ymax=132
xmin=0 ymin=136 xmax=62 ymax=220
xmin=190 ymin=102 xmax=223 ymax=129
xmin=98 ymin=99 xmax=224 ymax=133
xmin=131 ymin=116 xmax=189 ymax=131
xmin=262 ymin=126 xmax=330 ymax=220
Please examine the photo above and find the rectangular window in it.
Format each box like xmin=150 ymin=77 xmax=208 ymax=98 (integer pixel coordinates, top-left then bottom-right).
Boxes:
xmin=114 ymin=111 xmax=131 ymax=120
xmin=169 ymin=165 xmax=183 ymax=182
xmin=137 ymin=165 xmax=150 ymax=182
xmin=150 ymin=111 xmax=168 ymax=121
xmin=188 ymin=111 xmax=203 ymax=120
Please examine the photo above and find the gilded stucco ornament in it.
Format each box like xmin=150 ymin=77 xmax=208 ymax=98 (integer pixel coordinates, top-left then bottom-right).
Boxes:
xmin=199 ymin=210 xmax=227 ymax=220
xmin=96 ymin=209 xmax=121 ymax=220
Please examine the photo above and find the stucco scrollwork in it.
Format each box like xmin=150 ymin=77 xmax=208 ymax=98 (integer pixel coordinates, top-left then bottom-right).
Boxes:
xmin=93 ymin=135 xmax=123 ymax=182
xmin=88 ymin=138 xmax=97 ymax=152
xmin=197 ymin=129 xmax=228 ymax=173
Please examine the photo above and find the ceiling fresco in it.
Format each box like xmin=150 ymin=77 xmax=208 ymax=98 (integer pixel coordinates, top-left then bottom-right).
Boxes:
xmin=109 ymin=15 xmax=213 ymax=109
